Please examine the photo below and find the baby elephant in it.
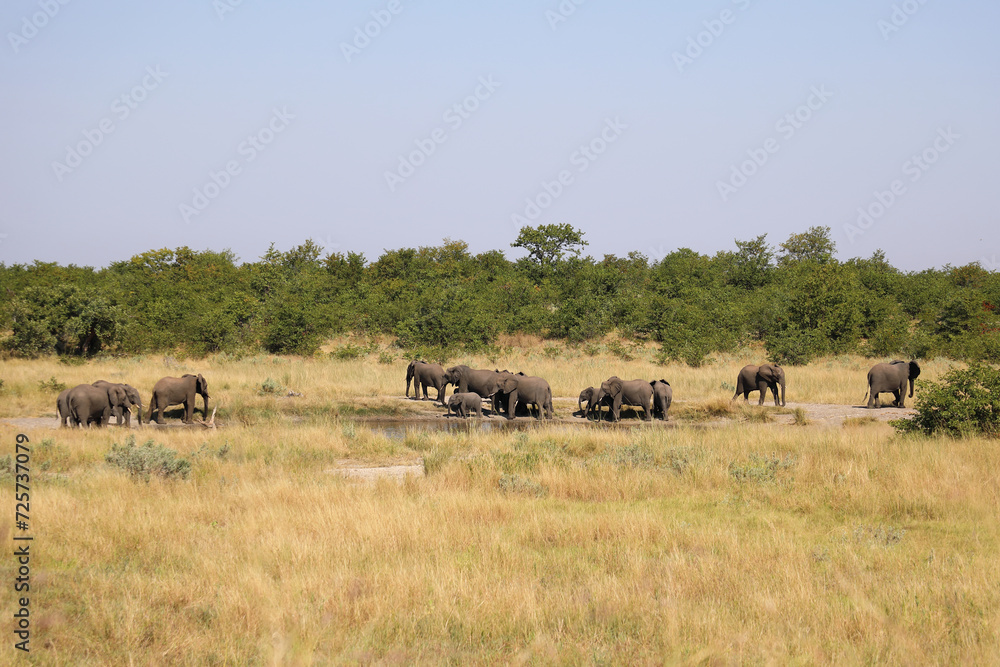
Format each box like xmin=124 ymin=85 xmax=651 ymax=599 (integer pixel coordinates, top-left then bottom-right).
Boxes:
xmin=447 ymin=392 xmax=484 ymax=419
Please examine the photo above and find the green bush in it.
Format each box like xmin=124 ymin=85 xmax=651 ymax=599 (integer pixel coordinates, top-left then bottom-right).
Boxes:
xmin=259 ymin=377 xmax=284 ymax=395
xmin=893 ymin=364 xmax=1000 ymax=437
xmin=106 ymin=435 xmax=192 ymax=482
xmin=37 ymin=377 xmax=67 ymax=393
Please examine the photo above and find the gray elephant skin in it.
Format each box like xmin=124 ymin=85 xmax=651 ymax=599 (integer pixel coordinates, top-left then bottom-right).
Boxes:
xmin=406 ymin=360 xmax=448 ymax=404
xmin=497 ymin=374 xmax=553 ymax=420
xmin=92 ymin=380 xmax=143 ymax=426
xmin=443 ymin=365 xmax=503 ymax=397
xmin=733 ymin=364 xmax=786 ymax=406
xmin=578 ymin=387 xmax=600 ymax=419
xmin=56 ymin=388 xmax=73 ymax=427
xmin=865 ymin=360 xmax=920 ymax=408
xmin=651 ymin=380 xmax=673 ymax=421
xmin=447 ymin=392 xmax=484 ymax=418
xmin=147 ymin=373 xmax=210 ymax=424
xmin=493 ymin=370 xmax=526 ymax=417
xmin=595 ymin=376 xmax=653 ymax=422
xmin=66 ymin=383 xmax=128 ymax=428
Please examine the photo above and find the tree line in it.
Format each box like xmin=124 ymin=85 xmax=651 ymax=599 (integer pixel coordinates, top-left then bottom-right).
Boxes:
xmin=2 ymin=225 xmax=998 ymax=365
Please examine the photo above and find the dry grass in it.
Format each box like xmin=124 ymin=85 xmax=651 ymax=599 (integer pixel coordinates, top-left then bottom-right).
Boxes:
xmin=1 ymin=350 xmax=997 ymax=664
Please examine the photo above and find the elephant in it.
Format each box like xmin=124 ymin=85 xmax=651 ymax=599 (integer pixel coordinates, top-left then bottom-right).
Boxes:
xmin=92 ymin=380 xmax=143 ymax=426
xmin=443 ymin=366 xmax=504 ymax=414
xmin=578 ymin=387 xmax=600 ymax=419
xmin=147 ymin=373 xmax=210 ymax=424
xmin=595 ymin=376 xmax=653 ymax=422
xmin=733 ymin=364 xmax=786 ymax=406
xmin=493 ymin=370 xmax=525 ymax=417
xmin=651 ymin=380 xmax=673 ymax=421
xmin=405 ymin=360 xmax=448 ymax=404
xmin=447 ymin=392 xmax=484 ymax=419
xmin=865 ymin=360 xmax=920 ymax=408
xmin=56 ymin=388 xmax=74 ymax=427
xmin=496 ymin=374 xmax=553 ymax=420
xmin=67 ymin=383 xmax=128 ymax=428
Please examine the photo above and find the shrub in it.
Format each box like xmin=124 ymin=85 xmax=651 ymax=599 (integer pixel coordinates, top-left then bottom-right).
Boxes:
xmin=729 ymin=453 xmax=797 ymax=484
xmin=893 ymin=364 xmax=1000 ymax=437
xmin=259 ymin=377 xmax=284 ymax=395
xmin=330 ymin=343 xmax=374 ymax=360
xmin=38 ymin=377 xmax=67 ymax=393
xmin=106 ymin=435 xmax=191 ymax=482
xmin=497 ymin=474 xmax=547 ymax=497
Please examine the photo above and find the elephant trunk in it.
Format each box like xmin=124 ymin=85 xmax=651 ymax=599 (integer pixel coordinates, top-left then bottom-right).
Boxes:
xmin=908 ymin=377 xmax=915 ymax=399
xmin=136 ymin=401 xmax=143 ymax=426
xmin=780 ymin=379 xmax=786 ymax=407
xmin=203 ymin=394 xmax=210 ymax=421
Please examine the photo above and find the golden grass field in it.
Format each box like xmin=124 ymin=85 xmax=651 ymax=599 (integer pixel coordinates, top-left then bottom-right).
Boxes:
xmin=1 ymin=343 xmax=998 ymax=664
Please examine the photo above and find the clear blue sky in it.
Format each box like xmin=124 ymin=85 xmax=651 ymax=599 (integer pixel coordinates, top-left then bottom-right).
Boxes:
xmin=1 ymin=0 xmax=998 ymax=271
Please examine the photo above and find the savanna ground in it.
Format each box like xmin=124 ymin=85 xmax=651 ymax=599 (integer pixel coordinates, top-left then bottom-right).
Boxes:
xmin=1 ymin=339 xmax=998 ymax=664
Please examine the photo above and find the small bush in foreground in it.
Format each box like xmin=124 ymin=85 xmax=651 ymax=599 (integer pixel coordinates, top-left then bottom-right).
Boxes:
xmin=893 ymin=364 xmax=1000 ymax=437
xmin=106 ymin=435 xmax=191 ymax=482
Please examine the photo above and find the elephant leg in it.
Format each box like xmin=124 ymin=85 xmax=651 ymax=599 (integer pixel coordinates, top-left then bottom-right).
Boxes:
xmin=867 ymin=389 xmax=876 ymax=409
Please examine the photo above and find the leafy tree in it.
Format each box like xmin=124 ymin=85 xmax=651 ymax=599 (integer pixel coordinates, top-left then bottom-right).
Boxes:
xmin=721 ymin=234 xmax=774 ymax=290
xmin=511 ymin=224 xmax=588 ymax=269
xmin=777 ymin=226 xmax=836 ymax=265
xmin=7 ymin=285 xmax=124 ymax=356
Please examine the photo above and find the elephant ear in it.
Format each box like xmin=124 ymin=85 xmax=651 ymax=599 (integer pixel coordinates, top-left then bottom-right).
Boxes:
xmin=909 ymin=361 xmax=921 ymax=379
xmin=197 ymin=373 xmax=208 ymax=394
xmin=660 ymin=379 xmax=669 ymax=386
xmin=609 ymin=378 xmax=623 ymax=397
xmin=759 ymin=365 xmax=779 ymax=383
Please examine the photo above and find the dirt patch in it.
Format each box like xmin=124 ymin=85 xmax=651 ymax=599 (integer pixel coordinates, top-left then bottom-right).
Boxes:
xmin=328 ymin=461 xmax=424 ymax=483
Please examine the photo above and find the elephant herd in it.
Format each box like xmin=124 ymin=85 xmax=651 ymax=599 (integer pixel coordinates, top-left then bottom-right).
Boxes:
xmin=409 ymin=360 xmax=672 ymax=422
xmin=56 ymin=374 xmax=211 ymax=428
xmin=407 ymin=361 xmax=553 ymax=420
xmin=407 ymin=358 xmax=923 ymax=421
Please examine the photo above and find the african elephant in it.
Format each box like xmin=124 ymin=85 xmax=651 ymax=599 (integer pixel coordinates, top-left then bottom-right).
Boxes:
xmin=443 ymin=365 xmax=503 ymax=414
xmin=67 ymin=383 xmax=128 ymax=428
xmin=406 ymin=360 xmax=448 ymax=404
xmin=147 ymin=373 xmax=210 ymax=424
xmin=497 ymin=374 xmax=553 ymax=420
xmin=578 ymin=387 xmax=600 ymax=419
xmin=447 ymin=392 xmax=484 ymax=419
xmin=56 ymin=388 xmax=74 ymax=427
xmin=92 ymin=380 xmax=143 ymax=426
xmin=595 ymin=377 xmax=653 ymax=422
xmin=493 ymin=370 xmax=525 ymax=417
xmin=733 ymin=364 xmax=786 ymax=406
xmin=865 ymin=360 xmax=920 ymax=408
xmin=651 ymin=380 xmax=673 ymax=421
